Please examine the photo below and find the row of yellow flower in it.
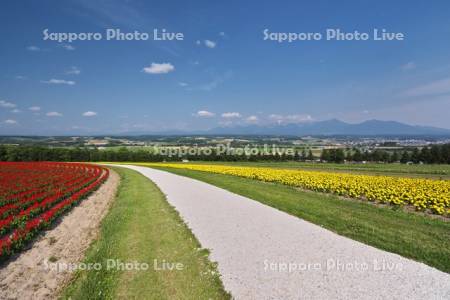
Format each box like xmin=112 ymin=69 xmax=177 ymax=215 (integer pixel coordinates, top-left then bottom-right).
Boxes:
xmin=142 ymin=163 xmax=450 ymax=216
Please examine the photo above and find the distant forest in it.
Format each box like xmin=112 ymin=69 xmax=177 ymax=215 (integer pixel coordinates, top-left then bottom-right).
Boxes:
xmin=320 ymin=145 xmax=450 ymax=164
xmin=0 ymin=144 xmax=449 ymax=164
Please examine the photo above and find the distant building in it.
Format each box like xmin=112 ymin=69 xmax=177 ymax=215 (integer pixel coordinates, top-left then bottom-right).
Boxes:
xmin=86 ymin=139 xmax=109 ymax=146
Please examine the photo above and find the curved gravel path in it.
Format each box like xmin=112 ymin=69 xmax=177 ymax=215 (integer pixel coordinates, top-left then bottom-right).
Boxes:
xmin=115 ymin=165 xmax=450 ymax=300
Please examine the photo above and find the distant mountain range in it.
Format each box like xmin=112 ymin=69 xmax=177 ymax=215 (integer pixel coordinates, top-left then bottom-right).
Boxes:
xmin=118 ymin=119 xmax=450 ymax=137
xmin=32 ymin=119 xmax=448 ymax=137
xmin=200 ymin=119 xmax=450 ymax=136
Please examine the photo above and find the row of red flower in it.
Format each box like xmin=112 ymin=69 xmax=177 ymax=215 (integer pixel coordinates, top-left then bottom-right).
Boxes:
xmin=0 ymin=163 xmax=102 ymax=204
xmin=0 ymin=162 xmax=109 ymax=259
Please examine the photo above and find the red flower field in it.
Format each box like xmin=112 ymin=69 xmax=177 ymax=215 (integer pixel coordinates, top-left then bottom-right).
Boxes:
xmin=0 ymin=162 xmax=108 ymax=259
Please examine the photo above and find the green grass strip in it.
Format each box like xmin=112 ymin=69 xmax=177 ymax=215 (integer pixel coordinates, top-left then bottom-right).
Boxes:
xmin=63 ymin=167 xmax=230 ymax=299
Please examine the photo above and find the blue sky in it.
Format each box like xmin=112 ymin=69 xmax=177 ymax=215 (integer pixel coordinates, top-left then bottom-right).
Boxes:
xmin=1 ymin=0 xmax=450 ymax=135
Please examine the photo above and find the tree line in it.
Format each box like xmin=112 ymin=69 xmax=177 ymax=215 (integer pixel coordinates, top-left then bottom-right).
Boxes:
xmin=0 ymin=145 xmax=302 ymax=162
xmin=321 ymin=144 xmax=450 ymax=164
xmin=0 ymin=144 xmax=449 ymax=164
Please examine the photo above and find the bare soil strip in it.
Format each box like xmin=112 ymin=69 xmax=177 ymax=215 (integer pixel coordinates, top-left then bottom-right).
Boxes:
xmin=0 ymin=170 xmax=119 ymax=300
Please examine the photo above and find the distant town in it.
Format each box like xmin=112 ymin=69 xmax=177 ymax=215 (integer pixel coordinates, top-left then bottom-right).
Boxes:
xmin=1 ymin=135 xmax=449 ymax=149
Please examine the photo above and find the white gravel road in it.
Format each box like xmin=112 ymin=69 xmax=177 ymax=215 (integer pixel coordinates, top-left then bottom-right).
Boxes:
xmin=114 ymin=165 xmax=450 ymax=300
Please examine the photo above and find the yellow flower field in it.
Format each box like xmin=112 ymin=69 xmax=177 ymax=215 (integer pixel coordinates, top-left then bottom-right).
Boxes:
xmin=142 ymin=163 xmax=450 ymax=216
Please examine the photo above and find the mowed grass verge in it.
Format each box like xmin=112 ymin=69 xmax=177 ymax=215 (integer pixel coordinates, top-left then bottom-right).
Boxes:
xmin=152 ymin=166 xmax=450 ymax=274
xmin=63 ymin=167 xmax=230 ymax=299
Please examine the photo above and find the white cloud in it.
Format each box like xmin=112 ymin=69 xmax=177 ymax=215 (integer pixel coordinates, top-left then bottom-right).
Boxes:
xmin=0 ymin=100 xmax=16 ymax=108
xmin=204 ymin=40 xmax=216 ymax=48
xmin=11 ymin=109 xmax=21 ymax=113
xmin=61 ymin=44 xmax=75 ymax=51
xmin=82 ymin=111 xmax=97 ymax=117
xmin=246 ymin=115 xmax=259 ymax=123
xmin=29 ymin=106 xmax=41 ymax=112
xmin=221 ymin=112 xmax=241 ymax=118
xmin=66 ymin=66 xmax=81 ymax=75
xmin=4 ymin=119 xmax=17 ymax=125
xmin=268 ymin=114 xmax=314 ymax=124
xmin=178 ymin=82 xmax=188 ymax=87
xmin=196 ymin=40 xmax=201 ymax=45
xmin=142 ymin=62 xmax=175 ymax=74
xmin=27 ymin=46 xmax=40 ymax=51
xmin=401 ymin=61 xmax=416 ymax=71
xmin=195 ymin=110 xmax=215 ymax=117
xmin=403 ymin=77 xmax=450 ymax=97
xmin=42 ymin=79 xmax=76 ymax=85
xmin=219 ymin=32 xmax=225 ymax=37
xmin=46 ymin=111 xmax=63 ymax=117
xmin=15 ymin=75 xmax=26 ymax=80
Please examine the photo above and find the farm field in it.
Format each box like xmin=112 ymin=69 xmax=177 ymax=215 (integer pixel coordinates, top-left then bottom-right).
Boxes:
xmin=152 ymin=161 xmax=450 ymax=179
xmin=63 ymin=167 xmax=229 ymax=299
xmin=0 ymin=168 xmax=118 ymax=299
xmin=128 ymin=163 xmax=450 ymax=216
xmin=0 ymin=162 xmax=108 ymax=259
xmin=122 ymin=163 xmax=450 ymax=273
